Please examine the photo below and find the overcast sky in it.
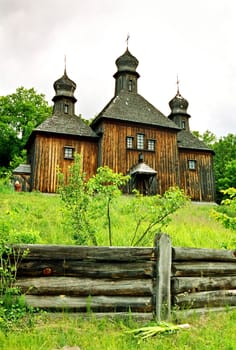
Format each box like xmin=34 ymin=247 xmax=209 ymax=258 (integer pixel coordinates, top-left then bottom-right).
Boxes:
xmin=1 ymin=0 xmax=236 ymax=137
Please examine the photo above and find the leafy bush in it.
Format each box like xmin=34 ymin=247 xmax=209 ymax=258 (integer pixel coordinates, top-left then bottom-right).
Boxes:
xmin=0 ymin=242 xmax=34 ymax=331
xmin=212 ymin=188 xmax=236 ymax=233
xmin=58 ymin=154 xmax=188 ymax=246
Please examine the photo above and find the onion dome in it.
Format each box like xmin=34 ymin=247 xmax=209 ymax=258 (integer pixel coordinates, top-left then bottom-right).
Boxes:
xmin=53 ymin=69 xmax=77 ymax=102
xmin=169 ymin=91 xmax=189 ymax=115
xmin=115 ymin=48 xmax=139 ymax=73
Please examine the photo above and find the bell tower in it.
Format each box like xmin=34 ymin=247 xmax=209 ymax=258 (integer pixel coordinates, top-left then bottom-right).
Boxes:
xmin=168 ymin=79 xmax=191 ymax=131
xmin=113 ymin=45 xmax=140 ymax=96
xmin=52 ymin=65 xmax=77 ymax=116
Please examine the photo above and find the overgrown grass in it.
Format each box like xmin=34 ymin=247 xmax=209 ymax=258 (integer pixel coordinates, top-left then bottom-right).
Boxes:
xmin=0 ymin=190 xmax=235 ymax=248
xmin=0 ymin=310 xmax=235 ymax=350
xmin=0 ymin=186 xmax=236 ymax=349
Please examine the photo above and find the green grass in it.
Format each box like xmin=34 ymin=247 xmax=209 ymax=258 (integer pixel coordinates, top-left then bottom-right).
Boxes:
xmin=0 ymin=310 xmax=235 ymax=350
xmin=0 ymin=187 xmax=236 ymax=349
xmin=0 ymin=190 xmax=235 ymax=248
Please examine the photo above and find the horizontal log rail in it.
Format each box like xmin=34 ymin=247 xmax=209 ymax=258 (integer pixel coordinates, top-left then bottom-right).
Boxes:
xmin=7 ymin=234 xmax=236 ymax=320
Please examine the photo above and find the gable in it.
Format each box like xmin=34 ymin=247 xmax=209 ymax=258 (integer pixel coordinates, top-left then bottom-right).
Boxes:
xmin=91 ymin=90 xmax=180 ymax=131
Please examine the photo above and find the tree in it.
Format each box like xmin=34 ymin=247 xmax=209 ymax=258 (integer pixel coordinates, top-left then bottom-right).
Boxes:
xmin=212 ymin=188 xmax=236 ymax=234
xmin=0 ymin=87 xmax=52 ymax=170
xmin=212 ymin=134 xmax=236 ymax=200
xmin=192 ymin=129 xmax=217 ymax=146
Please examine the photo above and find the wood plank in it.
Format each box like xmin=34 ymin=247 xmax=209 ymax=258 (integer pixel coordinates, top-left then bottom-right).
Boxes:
xmin=173 ymin=290 xmax=236 ymax=308
xmin=172 ymin=276 xmax=236 ymax=294
xmin=16 ymin=277 xmax=153 ymax=296
xmin=17 ymin=260 xmax=155 ymax=278
xmin=45 ymin=312 xmax=154 ymax=321
xmin=155 ymin=233 xmax=171 ymax=321
xmin=172 ymin=262 xmax=236 ymax=277
xmin=13 ymin=244 xmax=155 ymax=261
xmin=24 ymin=295 xmax=153 ymax=312
xmin=173 ymin=247 xmax=236 ymax=262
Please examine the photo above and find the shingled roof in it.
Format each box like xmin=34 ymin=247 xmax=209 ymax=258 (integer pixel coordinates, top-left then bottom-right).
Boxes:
xmin=91 ymin=90 xmax=180 ymax=130
xmin=34 ymin=114 xmax=97 ymax=138
xmin=177 ymin=130 xmax=214 ymax=152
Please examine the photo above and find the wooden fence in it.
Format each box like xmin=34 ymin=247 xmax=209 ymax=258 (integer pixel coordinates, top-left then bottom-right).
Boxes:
xmin=13 ymin=234 xmax=236 ymax=320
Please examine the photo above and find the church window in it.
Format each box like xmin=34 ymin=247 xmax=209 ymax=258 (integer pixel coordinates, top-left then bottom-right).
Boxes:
xmin=64 ymin=146 xmax=74 ymax=159
xmin=126 ymin=136 xmax=133 ymax=149
xmin=182 ymin=120 xmax=186 ymax=129
xmin=137 ymin=133 xmax=144 ymax=150
xmin=64 ymin=104 xmax=69 ymax=114
xmin=148 ymin=139 xmax=155 ymax=151
xmin=188 ymin=160 xmax=196 ymax=170
xmin=128 ymin=80 xmax=132 ymax=92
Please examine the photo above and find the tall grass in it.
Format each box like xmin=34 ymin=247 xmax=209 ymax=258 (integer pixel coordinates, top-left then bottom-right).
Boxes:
xmin=0 ymin=191 xmax=235 ymax=248
xmin=0 ymin=310 xmax=235 ymax=350
xmin=0 ymin=187 xmax=236 ymax=349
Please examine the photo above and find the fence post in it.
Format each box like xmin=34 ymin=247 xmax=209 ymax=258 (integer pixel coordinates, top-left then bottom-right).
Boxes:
xmin=155 ymin=233 xmax=172 ymax=322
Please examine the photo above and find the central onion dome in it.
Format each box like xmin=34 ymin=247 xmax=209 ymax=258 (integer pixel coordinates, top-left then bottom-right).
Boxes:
xmin=115 ymin=48 xmax=139 ymax=73
xmin=169 ymin=91 xmax=189 ymax=115
xmin=53 ymin=69 xmax=77 ymax=102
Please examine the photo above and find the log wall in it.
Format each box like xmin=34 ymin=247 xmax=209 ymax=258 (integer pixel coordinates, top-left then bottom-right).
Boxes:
xmin=12 ymin=235 xmax=236 ymax=320
xmin=172 ymin=246 xmax=236 ymax=314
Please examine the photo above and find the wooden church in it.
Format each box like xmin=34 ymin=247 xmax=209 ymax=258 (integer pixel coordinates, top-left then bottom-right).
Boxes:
xmin=20 ymin=47 xmax=215 ymax=201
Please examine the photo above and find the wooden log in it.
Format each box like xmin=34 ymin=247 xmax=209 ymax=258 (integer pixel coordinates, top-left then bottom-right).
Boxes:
xmin=155 ymin=233 xmax=171 ymax=321
xmin=45 ymin=312 xmax=154 ymax=321
xmin=16 ymin=277 xmax=153 ymax=296
xmin=172 ymin=246 xmax=236 ymax=262
xmin=172 ymin=276 xmax=236 ymax=294
xmin=172 ymin=261 xmax=236 ymax=277
xmin=17 ymin=260 xmax=155 ymax=278
xmin=24 ymin=295 xmax=153 ymax=312
xmin=173 ymin=290 xmax=236 ymax=308
xmin=12 ymin=244 xmax=155 ymax=261
xmin=173 ymin=306 xmax=236 ymax=319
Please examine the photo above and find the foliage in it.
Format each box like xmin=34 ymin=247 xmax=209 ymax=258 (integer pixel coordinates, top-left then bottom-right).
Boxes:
xmin=58 ymin=155 xmax=187 ymax=246
xmin=212 ymin=188 xmax=236 ymax=234
xmin=126 ymin=187 xmax=189 ymax=246
xmin=57 ymin=154 xmax=97 ymax=245
xmin=0 ymin=87 xmax=52 ymax=169
xmin=192 ymin=131 xmax=236 ymax=201
xmin=192 ymin=129 xmax=217 ymax=146
xmin=0 ymin=242 xmax=33 ymax=331
xmin=87 ymin=166 xmax=130 ymax=246
xmin=211 ymin=133 xmax=236 ymax=201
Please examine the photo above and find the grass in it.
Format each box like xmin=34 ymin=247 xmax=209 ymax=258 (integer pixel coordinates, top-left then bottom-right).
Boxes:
xmin=0 ymin=310 xmax=235 ymax=349
xmin=0 ymin=184 xmax=236 ymax=349
xmin=0 ymin=189 xmax=235 ymax=249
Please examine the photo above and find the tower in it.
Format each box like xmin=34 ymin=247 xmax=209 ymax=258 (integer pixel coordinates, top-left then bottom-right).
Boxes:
xmin=52 ymin=68 xmax=77 ymax=116
xmin=168 ymin=81 xmax=191 ymax=131
xmin=113 ymin=48 xmax=140 ymax=95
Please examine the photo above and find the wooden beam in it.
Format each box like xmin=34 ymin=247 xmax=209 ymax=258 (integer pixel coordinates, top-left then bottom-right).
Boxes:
xmin=155 ymin=233 xmax=172 ymax=321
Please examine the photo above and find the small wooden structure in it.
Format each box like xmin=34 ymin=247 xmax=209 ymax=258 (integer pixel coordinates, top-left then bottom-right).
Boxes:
xmin=13 ymin=234 xmax=236 ymax=320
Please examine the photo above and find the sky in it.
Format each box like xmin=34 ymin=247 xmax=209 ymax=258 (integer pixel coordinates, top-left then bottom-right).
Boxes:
xmin=1 ymin=0 xmax=236 ymax=138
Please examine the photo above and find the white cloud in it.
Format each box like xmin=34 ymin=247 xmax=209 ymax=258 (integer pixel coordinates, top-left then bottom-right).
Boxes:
xmin=0 ymin=0 xmax=236 ymax=137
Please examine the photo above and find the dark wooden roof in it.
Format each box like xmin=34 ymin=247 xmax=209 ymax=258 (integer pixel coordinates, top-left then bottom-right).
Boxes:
xmin=34 ymin=114 xmax=97 ymax=138
xmin=177 ymin=130 xmax=214 ymax=152
xmin=91 ymin=91 xmax=180 ymax=130
xmin=13 ymin=164 xmax=31 ymax=174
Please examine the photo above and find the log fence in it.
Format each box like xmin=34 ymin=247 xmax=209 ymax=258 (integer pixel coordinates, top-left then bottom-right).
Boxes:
xmin=10 ymin=234 xmax=236 ymax=320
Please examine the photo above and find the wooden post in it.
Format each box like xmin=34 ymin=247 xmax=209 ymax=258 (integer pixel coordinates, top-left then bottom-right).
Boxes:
xmin=155 ymin=233 xmax=172 ymax=322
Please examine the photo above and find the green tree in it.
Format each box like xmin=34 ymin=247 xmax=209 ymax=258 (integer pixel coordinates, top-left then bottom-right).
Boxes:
xmin=212 ymin=134 xmax=236 ymax=200
xmin=0 ymin=87 xmax=52 ymax=170
xmin=87 ymin=166 xmax=130 ymax=246
xmin=212 ymin=188 xmax=236 ymax=233
xmin=192 ymin=129 xmax=217 ymax=146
